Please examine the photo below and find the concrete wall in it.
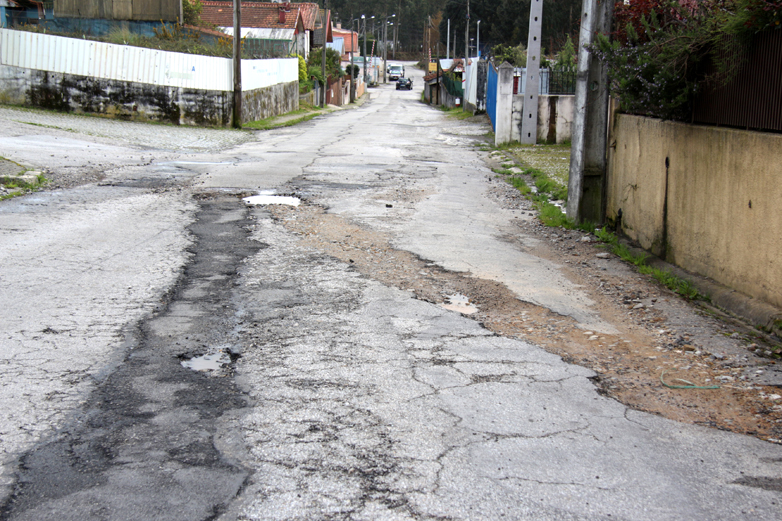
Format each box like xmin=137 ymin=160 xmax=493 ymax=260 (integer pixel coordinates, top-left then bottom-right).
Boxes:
xmin=511 ymin=94 xmax=573 ymax=144
xmin=56 ymin=0 xmax=182 ymax=22
xmin=607 ymin=114 xmax=782 ymax=308
xmin=0 ymin=64 xmax=297 ymax=126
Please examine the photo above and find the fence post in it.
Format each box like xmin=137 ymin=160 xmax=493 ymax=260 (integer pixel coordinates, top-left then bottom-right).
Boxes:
xmin=495 ymin=62 xmax=514 ymax=146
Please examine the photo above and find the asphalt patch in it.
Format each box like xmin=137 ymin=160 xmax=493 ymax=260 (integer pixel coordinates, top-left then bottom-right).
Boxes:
xmin=0 ymin=195 xmax=261 ymax=521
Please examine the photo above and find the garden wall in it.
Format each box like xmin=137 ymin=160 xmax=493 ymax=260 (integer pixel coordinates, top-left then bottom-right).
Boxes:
xmin=0 ymin=28 xmax=298 ymax=125
xmin=607 ymin=114 xmax=782 ymax=309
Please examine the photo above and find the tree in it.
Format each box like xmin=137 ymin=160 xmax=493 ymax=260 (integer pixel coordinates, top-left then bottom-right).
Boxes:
xmin=307 ymin=47 xmax=344 ymax=80
xmin=183 ymin=0 xmax=203 ymax=26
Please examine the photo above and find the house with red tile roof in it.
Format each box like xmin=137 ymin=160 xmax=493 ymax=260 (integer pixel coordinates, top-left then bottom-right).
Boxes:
xmin=332 ymin=24 xmax=358 ymax=61
xmin=200 ymin=2 xmax=327 ymax=59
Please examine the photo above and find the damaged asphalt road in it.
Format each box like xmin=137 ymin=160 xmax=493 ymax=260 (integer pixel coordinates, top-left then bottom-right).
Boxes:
xmin=1 ymin=73 xmax=782 ymax=520
xmin=1 ymin=196 xmax=256 ymax=520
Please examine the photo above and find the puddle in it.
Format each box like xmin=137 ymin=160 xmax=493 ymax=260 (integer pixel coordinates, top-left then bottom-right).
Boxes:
xmin=157 ymin=161 xmax=233 ymax=166
xmin=181 ymin=350 xmax=231 ymax=371
xmin=440 ymin=294 xmax=479 ymax=314
xmin=243 ymin=190 xmax=300 ymax=206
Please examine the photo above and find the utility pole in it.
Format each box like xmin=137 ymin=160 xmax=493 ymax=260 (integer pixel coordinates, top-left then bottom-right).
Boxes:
xmin=520 ymin=0 xmax=543 ymax=145
xmin=363 ymin=15 xmax=367 ymax=84
xmin=464 ymin=0 xmax=469 ymax=61
xmin=477 ymin=20 xmax=480 ymax=58
xmin=447 ymin=18 xmax=450 ymax=59
xmin=567 ymin=0 xmax=614 ymax=224
xmin=350 ymin=18 xmax=357 ymax=102
xmin=321 ymin=1 xmax=327 ymax=108
xmin=463 ymin=0 xmax=470 ymax=112
xmin=232 ymin=0 xmax=241 ymax=129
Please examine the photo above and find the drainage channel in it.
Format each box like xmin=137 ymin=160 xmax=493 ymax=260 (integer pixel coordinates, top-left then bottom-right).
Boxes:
xmin=0 ymin=195 xmax=261 ymax=521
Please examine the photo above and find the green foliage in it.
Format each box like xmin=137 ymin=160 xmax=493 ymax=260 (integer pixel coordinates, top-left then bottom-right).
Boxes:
xmin=595 ymin=0 xmax=782 ymax=121
xmin=297 ymin=54 xmax=308 ymax=84
xmin=538 ymin=203 xmax=571 ymax=227
xmin=594 ymin=227 xmax=618 ymax=246
xmin=182 ymin=0 xmax=203 ymax=26
xmin=553 ymin=35 xmax=576 ymax=72
xmin=593 ymin=227 xmax=702 ymax=299
xmin=0 ymin=173 xmax=48 ymax=201
xmin=508 ymin=177 xmax=531 ymax=194
xmin=308 ymin=65 xmax=325 ymax=85
xmin=345 ymin=64 xmax=360 ymax=78
xmin=491 ymin=43 xmax=526 ymax=66
xmin=107 ymin=27 xmax=147 ymax=47
xmin=307 ymin=47 xmax=344 ymax=80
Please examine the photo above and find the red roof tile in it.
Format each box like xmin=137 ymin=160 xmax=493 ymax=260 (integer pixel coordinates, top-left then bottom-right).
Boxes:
xmin=295 ymin=2 xmax=319 ymax=31
xmin=332 ymin=27 xmax=358 ymax=53
xmin=200 ymin=2 xmax=302 ymax=30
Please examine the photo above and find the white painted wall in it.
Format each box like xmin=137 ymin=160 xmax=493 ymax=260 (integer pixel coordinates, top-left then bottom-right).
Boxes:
xmin=0 ymin=28 xmax=297 ymax=92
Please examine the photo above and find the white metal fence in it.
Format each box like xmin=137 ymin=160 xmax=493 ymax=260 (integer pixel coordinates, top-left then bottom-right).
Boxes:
xmin=0 ymin=28 xmax=297 ymax=92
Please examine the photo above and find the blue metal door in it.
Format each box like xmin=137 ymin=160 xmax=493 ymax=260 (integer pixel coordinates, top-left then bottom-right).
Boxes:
xmin=487 ymin=63 xmax=498 ymax=131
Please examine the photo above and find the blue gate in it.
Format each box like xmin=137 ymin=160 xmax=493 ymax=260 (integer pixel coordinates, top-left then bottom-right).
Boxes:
xmin=486 ymin=62 xmax=498 ymax=131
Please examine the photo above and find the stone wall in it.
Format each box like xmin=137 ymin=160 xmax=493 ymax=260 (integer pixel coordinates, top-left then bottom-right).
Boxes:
xmin=607 ymin=114 xmax=782 ymax=308
xmin=0 ymin=64 xmax=297 ymax=126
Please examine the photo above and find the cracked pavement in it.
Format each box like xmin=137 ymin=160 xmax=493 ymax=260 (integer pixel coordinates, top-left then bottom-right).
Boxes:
xmin=1 ymin=64 xmax=781 ymax=520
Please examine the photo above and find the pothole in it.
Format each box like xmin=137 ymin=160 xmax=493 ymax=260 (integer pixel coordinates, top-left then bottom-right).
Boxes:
xmin=181 ymin=350 xmax=232 ymax=371
xmin=441 ymin=293 xmax=478 ymax=314
xmin=243 ymin=190 xmax=300 ymax=206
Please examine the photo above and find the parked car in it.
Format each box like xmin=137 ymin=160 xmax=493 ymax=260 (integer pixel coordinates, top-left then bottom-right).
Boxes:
xmin=388 ymin=65 xmax=404 ymax=80
xmin=396 ymin=77 xmax=413 ymax=90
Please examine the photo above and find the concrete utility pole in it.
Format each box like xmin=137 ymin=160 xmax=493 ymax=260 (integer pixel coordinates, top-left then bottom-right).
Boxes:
xmin=350 ymin=18 xmax=358 ymax=103
xmin=447 ymin=18 xmax=450 ymax=59
xmin=463 ymin=0 xmax=470 ymax=112
xmin=477 ymin=20 xmax=481 ymax=58
xmin=232 ymin=0 xmax=241 ymax=129
xmin=321 ymin=1 xmax=328 ymax=108
xmin=567 ymin=0 xmax=614 ymax=224
xmin=464 ymin=0 xmax=469 ymax=61
xmin=363 ymin=15 xmax=367 ymax=84
xmin=520 ymin=0 xmax=543 ymax=145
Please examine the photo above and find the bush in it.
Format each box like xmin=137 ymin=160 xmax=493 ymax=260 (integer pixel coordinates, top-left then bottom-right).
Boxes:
xmin=307 ymin=47 xmax=344 ymax=80
xmin=491 ymin=43 xmax=526 ymax=67
xmin=593 ymin=0 xmax=782 ymax=121
xmin=183 ymin=0 xmax=203 ymax=26
xmin=345 ymin=64 xmax=360 ymax=78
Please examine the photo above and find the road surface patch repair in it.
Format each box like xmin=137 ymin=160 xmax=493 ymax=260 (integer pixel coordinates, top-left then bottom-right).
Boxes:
xmin=0 ymin=196 xmax=255 ymax=520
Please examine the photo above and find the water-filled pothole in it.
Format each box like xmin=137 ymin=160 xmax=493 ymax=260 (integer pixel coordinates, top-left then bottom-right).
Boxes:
xmin=243 ymin=190 xmax=300 ymax=206
xmin=440 ymin=294 xmax=478 ymax=314
xmin=181 ymin=350 xmax=231 ymax=371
